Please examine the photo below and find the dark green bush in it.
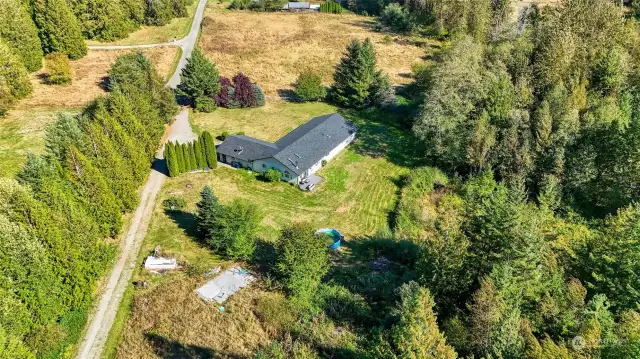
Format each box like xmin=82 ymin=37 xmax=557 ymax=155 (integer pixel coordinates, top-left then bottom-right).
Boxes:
xmin=45 ymin=52 xmax=72 ymax=85
xmin=263 ymin=168 xmax=282 ymax=182
xmin=194 ymin=96 xmax=217 ymax=112
xmin=219 ymin=131 xmax=229 ymax=140
xmin=379 ymin=3 xmax=413 ymax=33
xmin=163 ymin=196 xmax=187 ymax=211
xmin=294 ymin=70 xmax=327 ymax=102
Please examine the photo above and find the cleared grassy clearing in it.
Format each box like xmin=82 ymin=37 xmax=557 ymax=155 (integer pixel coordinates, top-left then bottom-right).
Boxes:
xmin=190 ymin=101 xmax=337 ymax=140
xmin=112 ymin=102 xmax=422 ymax=357
xmin=0 ymin=108 xmax=78 ymax=177
xmin=199 ymin=3 xmax=425 ymax=97
xmin=19 ymin=47 xmax=180 ymax=109
xmin=87 ymin=0 xmax=200 ymax=46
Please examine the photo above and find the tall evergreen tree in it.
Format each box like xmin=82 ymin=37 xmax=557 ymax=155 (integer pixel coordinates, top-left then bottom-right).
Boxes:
xmin=181 ymin=143 xmax=192 ymax=172
xmin=201 ymin=131 xmax=217 ymax=168
xmin=165 ymin=142 xmax=179 ymax=177
xmin=194 ymin=138 xmax=206 ymax=169
xmin=0 ymin=40 xmax=32 ymax=116
xmin=175 ymin=141 xmax=186 ymax=174
xmin=188 ymin=142 xmax=197 ymax=170
xmin=30 ymin=0 xmax=88 ymax=59
xmin=331 ymin=38 xmax=379 ymax=108
xmin=177 ymin=47 xmax=221 ymax=105
xmin=390 ymin=282 xmax=458 ymax=359
xmin=0 ymin=0 xmax=43 ymax=72
xmin=64 ymin=145 xmax=122 ymax=236
xmin=67 ymin=0 xmax=132 ymax=41
xmin=196 ymin=185 xmax=220 ymax=239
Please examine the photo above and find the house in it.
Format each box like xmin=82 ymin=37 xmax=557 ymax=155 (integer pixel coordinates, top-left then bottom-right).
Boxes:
xmin=281 ymin=2 xmax=318 ymax=11
xmin=216 ymin=113 xmax=357 ymax=187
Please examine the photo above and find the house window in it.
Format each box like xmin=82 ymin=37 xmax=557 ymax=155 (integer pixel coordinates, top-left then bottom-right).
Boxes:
xmin=262 ymin=163 xmax=266 ymax=169
xmin=284 ymin=171 xmax=290 ymax=178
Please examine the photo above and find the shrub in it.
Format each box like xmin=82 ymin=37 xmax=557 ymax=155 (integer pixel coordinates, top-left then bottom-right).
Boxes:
xmin=233 ymin=72 xmax=257 ymax=107
xmin=219 ymin=131 xmax=229 ymax=140
xmin=382 ymin=34 xmax=393 ymax=44
xmin=194 ymin=96 xmax=216 ymax=112
xmin=275 ymin=223 xmax=329 ymax=299
xmin=321 ymin=159 xmax=327 ymax=167
xmin=294 ymin=71 xmax=327 ymax=102
xmin=252 ymin=83 xmax=265 ymax=106
xmin=214 ymin=76 xmax=232 ymax=107
xmin=230 ymin=0 xmax=252 ymax=9
xmin=371 ymin=72 xmax=396 ymax=108
xmin=263 ymin=168 xmax=282 ymax=182
xmin=320 ymin=1 xmax=344 ymax=13
xmin=163 ymin=196 xmax=187 ymax=212
xmin=0 ymin=41 xmax=32 ymax=116
xmin=45 ymin=52 xmax=72 ymax=85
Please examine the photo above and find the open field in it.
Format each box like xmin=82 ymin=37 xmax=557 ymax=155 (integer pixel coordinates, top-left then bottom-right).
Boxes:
xmin=199 ymin=4 xmax=426 ymax=98
xmin=0 ymin=108 xmax=78 ymax=177
xmin=20 ymin=47 xmax=180 ymax=109
xmin=87 ymin=0 xmax=200 ymax=46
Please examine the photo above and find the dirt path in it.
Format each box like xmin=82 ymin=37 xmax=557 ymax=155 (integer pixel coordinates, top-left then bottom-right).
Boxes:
xmin=75 ymin=1 xmax=206 ymax=358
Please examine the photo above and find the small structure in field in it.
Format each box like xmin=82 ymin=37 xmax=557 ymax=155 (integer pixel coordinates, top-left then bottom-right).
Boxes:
xmin=281 ymin=2 xmax=318 ymax=11
xmin=195 ymin=266 xmax=255 ymax=304
xmin=144 ymin=256 xmax=178 ymax=271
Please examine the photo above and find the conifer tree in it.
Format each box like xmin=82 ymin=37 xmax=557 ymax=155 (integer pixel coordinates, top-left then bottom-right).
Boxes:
xmin=175 ymin=141 xmax=185 ymax=174
xmin=107 ymin=88 xmax=155 ymax=161
xmin=182 ymin=143 xmax=192 ymax=172
xmin=30 ymin=0 xmax=88 ymax=59
xmin=0 ymin=0 xmax=43 ymax=72
xmin=390 ymin=282 xmax=458 ymax=359
xmin=194 ymin=138 xmax=206 ymax=169
xmin=331 ymin=38 xmax=378 ymax=108
xmin=177 ymin=47 xmax=221 ymax=105
xmin=196 ymin=185 xmax=220 ymax=239
xmin=165 ymin=142 xmax=179 ymax=177
xmin=188 ymin=142 xmax=197 ymax=170
xmin=65 ymin=145 xmax=122 ymax=236
xmin=0 ymin=41 xmax=33 ymax=116
xmin=67 ymin=0 xmax=131 ymax=41
xmin=201 ymin=131 xmax=218 ymax=168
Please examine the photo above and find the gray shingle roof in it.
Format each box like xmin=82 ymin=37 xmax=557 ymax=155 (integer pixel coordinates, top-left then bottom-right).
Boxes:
xmin=217 ymin=113 xmax=357 ymax=176
xmin=216 ymin=135 xmax=278 ymax=162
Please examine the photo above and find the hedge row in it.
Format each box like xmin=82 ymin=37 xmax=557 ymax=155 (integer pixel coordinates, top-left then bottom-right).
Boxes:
xmin=165 ymin=131 xmax=218 ymax=177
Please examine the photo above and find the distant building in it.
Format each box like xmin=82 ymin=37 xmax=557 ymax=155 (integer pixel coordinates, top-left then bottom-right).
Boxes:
xmin=281 ymin=2 xmax=318 ymax=11
xmin=216 ymin=113 xmax=357 ymax=187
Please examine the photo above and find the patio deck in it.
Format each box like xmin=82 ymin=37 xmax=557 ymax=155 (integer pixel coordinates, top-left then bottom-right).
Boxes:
xmin=299 ymin=173 xmax=324 ymax=191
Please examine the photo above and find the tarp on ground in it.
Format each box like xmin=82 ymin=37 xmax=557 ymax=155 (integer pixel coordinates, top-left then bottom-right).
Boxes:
xmin=195 ymin=266 xmax=255 ymax=304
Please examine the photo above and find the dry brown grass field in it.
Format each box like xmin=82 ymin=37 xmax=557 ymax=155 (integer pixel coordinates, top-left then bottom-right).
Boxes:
xmin=0 ymin=47 xmax=179 ymax=178
xmin=199 ymin=4 xmax=425 ymax=98
xmin=20 ymin=47 xmax=179 ymax=109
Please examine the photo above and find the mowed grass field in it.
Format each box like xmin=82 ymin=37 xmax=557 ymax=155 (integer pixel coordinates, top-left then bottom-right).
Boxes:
xmin=87 ymin=0 xmax=200 ymax=46
xmin=0 ymin=47 xmax=180 ymax=178
xmin=199 ymin=3 xmax=426 ymax=98
xmin=110 ymin=101 xmax=424 ymax=358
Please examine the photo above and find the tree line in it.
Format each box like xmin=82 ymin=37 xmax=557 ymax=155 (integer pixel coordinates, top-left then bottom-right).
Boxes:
xmin=164 ymin=131 xmax=218 ymax=177
xmin=0 ymin=52 xmax=176 ymax=358
xmin=0 ymin=0 xmax=193 ymax=115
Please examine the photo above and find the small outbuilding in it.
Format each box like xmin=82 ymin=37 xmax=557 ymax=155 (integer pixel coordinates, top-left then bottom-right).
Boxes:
xmin=281 ymin=2 xmax=317 ymax=11
xmin=144 ymin=256 xmax=178 ymax=271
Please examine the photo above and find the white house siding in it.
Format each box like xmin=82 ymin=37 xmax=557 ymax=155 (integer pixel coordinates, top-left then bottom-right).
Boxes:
xmin=305 ymin=133 xmax=355 ymax=178
xmin=252 ymin=158 xmax=298 ymax=182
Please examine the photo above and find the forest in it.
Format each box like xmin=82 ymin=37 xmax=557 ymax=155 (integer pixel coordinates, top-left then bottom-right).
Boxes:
xmin=0 ymin=53 xmax=177 ymax=357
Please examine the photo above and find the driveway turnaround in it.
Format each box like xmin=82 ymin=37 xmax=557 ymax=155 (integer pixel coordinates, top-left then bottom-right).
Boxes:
xmin=75 ymin=1 xmax=206 ymax=358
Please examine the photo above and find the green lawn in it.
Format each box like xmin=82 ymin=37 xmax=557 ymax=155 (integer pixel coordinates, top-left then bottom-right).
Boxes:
xmin=87 ymin=0 xmax=200 ymax=46
xmin=0 ymin=108 xmax=78 ymax=178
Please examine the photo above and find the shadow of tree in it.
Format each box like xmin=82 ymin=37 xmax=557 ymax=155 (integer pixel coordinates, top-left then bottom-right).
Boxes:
xmin=276 ymin=88 xmax=298 ymax=102
xmin=153 ymin=157 xmax=169 ymax=176
xmin=339 ymin=108 xmax=426 ymax=168
xmin=250 ymin=239 xmax=277 ymax=274
xmin=145 ymin=332 xmax=249 ymax=359
xmin=165 ymin=209 xmax=200 ymax=239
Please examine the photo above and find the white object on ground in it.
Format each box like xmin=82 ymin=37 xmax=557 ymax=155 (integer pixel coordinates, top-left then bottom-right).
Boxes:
xmin=195 ymin=266 xmax=255 ymax=304
xmin=144 ymin=256 xmax=178 ymax=271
